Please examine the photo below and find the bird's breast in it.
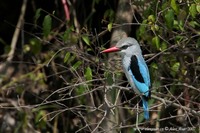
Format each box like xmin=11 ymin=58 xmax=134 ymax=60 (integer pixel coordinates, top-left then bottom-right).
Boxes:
xmin=121 ymin=56 xmax=141 ymax=94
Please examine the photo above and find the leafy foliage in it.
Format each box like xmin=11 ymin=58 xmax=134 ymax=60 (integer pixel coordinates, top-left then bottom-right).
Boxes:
xmin=0 ymin=0 xmax=200 ymax=133
xmin=43 ymin=15 xmax=52 ymax=37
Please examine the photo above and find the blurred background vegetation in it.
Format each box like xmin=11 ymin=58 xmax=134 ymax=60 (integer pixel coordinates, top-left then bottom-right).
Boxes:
xmin=0 ymin=0 xmax=200 ymax=132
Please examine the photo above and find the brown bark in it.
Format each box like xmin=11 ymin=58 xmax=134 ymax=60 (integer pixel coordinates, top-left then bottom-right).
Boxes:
xmin=101 ymin=0 xmax=134 ymax=132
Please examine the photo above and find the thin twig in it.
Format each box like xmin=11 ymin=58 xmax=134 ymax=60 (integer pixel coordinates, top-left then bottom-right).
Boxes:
xmin=136 ymin=103 xmax=141 ymax=133
xmin=151 ymin=95 xmax=200 ymax=117
xmin=7 ymin=0 xmax=27 ymax=62
xmin=91 ymin=110 xmax=107 ymax=133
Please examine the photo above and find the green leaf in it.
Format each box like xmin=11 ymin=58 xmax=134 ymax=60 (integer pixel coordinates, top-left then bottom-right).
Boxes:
xmin=72 ymin=61 xmax=82 ymax=70
xmin=197 ymin=38 xmax=200 ymax=48
xmin=63 ymin=29 xmax=71 ymax=42
xmin=148 ymin=15 xmax=156 ymax=22
xmin=43 ymin=15 xmax=52 ymax=37
xmin=196 ymin=4 xmax=200 ymax=13
xmin=137 ymin=20 xmax=147 ymax=38
xmin=165 ymin=9 xmax=174 ymax=29
xmin=151 ymin=24 xmax=159 ymax=32
xmin=82 ymin=35 xmax=90 ymax=46
xmin=171 ymin=62 xmax=180 ymax=77
xmin=75 ymin=85 xmax=86 ymax=103
xmin=107 ymin=22 xmax=113 ymax=32
xmin=68 ymin=54 xmax=76 ymax=63
xmin=84 ymin=67 xmax=92 ymax=81
xmin=151 ymin=62 xmax=158 ymax=70
xmin=152 ymin=36 xmax=160 ymax=50
xmin=104 ymin=71 xmax=113 ymax=85
xmin=23 ymin=45 xmax=30 ymax=53
xmin=197 ymin=56 xmax=200 ymax=64
xmin=104 ymin=9 xmax=115 ymax=22
xmin=178 ymin=20 xmax=184 ymax=31
xmin=64 ymin=52 xmax=71 ymax=63
xmin=171 ymin=0 xmax=179 ymax=14
xmin=160 ymin=42 xmax=167 ymax=51
xmin=29 ymin=38 xmax=42 ymax=54
xmin=189 ymin=4 xmax=197 ymax=18
xmin=175 ymin=35 xmax=184 ymax=44
xmin=63 ymin=26 xmax=74 ymax=42
xmin=35 ymin=110 xmax=47 ymax=128
xmin=189 ymin=21 xmax=200 ymax=28
xmin=76 ymin=85 xmax=86 ymax=95
xmin=34 ymin=8 xmax=41 ymax=25
xmin=172 ymin=62 xmax=180 ymax=72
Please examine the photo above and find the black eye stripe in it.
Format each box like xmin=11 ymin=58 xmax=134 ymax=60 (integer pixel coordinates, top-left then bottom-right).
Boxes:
xmin=121 ymin=45 xmax=129 ymax=49
xmin=120 ymin=43 xmax=132 ymax=50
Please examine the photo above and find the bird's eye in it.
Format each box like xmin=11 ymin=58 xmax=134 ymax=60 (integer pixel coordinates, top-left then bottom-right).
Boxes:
xmin=121 ymin=45 xmax=128 ymax=49
xmin=121 ymin=44 xmax=131 ymax=50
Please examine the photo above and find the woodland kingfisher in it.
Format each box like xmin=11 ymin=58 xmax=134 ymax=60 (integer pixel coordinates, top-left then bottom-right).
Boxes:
xmin=101 ymin=37 xmax=151 ymax=120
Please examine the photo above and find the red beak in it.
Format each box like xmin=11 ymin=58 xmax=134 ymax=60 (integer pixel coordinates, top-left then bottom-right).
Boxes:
xmin=101 ymin=46 xmax=120 ymax=53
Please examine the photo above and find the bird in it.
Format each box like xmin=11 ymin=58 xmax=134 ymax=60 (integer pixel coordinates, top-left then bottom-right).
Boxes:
xmin=101 ymin=37 xmax=151 ymax=120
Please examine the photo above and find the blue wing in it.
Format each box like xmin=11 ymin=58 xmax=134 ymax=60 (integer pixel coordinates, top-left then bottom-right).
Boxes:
xmin=128 ymin=55 xmax=150 ymax=97
xmin=137 ymin=56 xmax=151 ymax=87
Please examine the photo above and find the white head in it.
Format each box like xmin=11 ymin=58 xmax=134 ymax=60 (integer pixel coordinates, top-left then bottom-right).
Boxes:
xmin=101 ymin=37 xmax=142 ymax=57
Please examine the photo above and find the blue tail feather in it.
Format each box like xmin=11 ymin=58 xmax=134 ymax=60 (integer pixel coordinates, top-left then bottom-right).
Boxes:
xmin=142 ymin=97 xmax=149 ymax=120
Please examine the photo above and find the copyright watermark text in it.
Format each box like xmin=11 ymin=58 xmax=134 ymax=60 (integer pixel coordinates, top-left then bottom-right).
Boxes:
xmin=133 ymin=127 xmax=195 ymax=131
